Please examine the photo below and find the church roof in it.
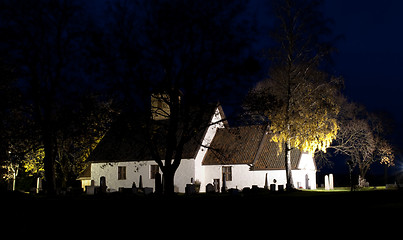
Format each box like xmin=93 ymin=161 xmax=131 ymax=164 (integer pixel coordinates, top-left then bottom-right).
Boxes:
xmin=88 ymin=104 xmax=227 ymax=163
xmin=202 ymin=125 xmax=301 ymax=170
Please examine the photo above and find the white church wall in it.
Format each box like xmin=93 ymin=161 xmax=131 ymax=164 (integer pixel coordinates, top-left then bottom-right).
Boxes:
xmin=194 ymin=107 xmax=226 ymax=192
xmin=201 ymin=164 xmax=316 ymax=192
xmin=292 ymin=169 xmax=316 ymax=190
xmin=90 ymin=160 xmax=316 ymax=193
xmin=91 ymin=159 xmax=195 ymax=193
xmin=203 ymin=164 xmax=281 ymax=191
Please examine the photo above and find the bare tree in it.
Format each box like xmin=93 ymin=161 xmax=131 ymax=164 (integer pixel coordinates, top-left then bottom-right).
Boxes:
xmin=328 ymin=99 xmax=394 ymax=188
xmin=100 ymin=0 xmax=256 ymax=194
xmin=0 ymin=0 xmax=105 ymax=193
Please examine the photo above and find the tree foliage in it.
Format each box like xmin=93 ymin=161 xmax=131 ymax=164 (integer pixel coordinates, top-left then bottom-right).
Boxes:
xmin=244 ymin=0 xmax=342 ymax=189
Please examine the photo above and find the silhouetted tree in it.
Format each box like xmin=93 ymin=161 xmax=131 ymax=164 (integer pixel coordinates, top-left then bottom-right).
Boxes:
xmin=0 ymin=0 xmax=112 ymax=193
xmin=101 ymin=0 xmax=256 ymax=194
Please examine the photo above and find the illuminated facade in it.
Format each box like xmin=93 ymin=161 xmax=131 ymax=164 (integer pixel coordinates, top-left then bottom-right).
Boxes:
xmin=81 ymin=106 xmax=316 ymax=193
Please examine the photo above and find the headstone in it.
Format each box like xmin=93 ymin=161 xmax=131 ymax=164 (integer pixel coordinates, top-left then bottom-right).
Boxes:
xmin=194 ymin=180 xmax=201 ymax=193
xmin=213 ymin=179 xmax=220 ymax=193
xmin=324 ymin=175 xmax=329 ymax=190
xmin=264 ymin=173 xmax=269 ymax=189
xmin=270 ymin=184 xmax=276 ymax=192
xmin=132 ymin=182 xmax=138 ymax=194
xmin=185 ymin=184 xmax=196 ymax=195
xmin=305 ymin=174 xmax=310 ymax=190
xmin=278 ymin=185 xmax=284 ymax=192
xmin=221 ymin=173 xmax=227 ymax=193
xmin=86 ymin=185 xmax=95 ymax=195
xmin=228 ymin=188 xmax=240 ymax=196
xmin=329 ymin=174 xmax=334 ymax=190
xmin=144 ymin=187 xmax=153 ymax=195
xmin=100 ymin=176 xmax=107 ymax=193
xmin=206 ymin=183 xmax=215 ymax=193
xmin=139 ymin=175 xmax=143 ymax=189
xmin=358 ymin=176 xmax=369 ymax=187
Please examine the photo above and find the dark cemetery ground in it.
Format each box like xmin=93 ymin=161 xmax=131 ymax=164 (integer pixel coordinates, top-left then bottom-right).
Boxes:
xmin=4 ymin=188 xmax=403 ymax=213
xmin=3 ymin=189 xmax=403 ymax=234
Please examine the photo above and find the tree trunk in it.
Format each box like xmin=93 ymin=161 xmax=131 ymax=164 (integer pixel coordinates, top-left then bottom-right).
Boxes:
xmin=12 ymin=169 xmax=17 ymax=191
xmin=43 ymin=128 xmax=56 ymax=195
xmin=285 ymin=140 xmax=294 ymax=190
xmin=163 ymin=168 xmax=175 ymax=195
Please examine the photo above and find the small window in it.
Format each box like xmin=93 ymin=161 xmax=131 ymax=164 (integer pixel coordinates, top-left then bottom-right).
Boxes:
xmin=118 ymin=166 xmax=126 ymax=180
xmin=222 ymin=166 xmax=232 ymax=181
xmin=150 ymin=165 xmax=159 ymax=179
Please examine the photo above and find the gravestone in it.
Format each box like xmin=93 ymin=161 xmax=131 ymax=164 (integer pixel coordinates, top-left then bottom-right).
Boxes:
xmin=132 ymin=182 xmax=138 ymax=194
xmin=144 ymin=187 xmax=153 ymax=195
xmin=100 ymin=176 xmax=107 ymax=193
xmin=213 ymin=179 xmax=220 ymax=193
xmin=329 ymin=174 xmax=334 ymax=190
xmin=86 ymin=186 xmax=95 ymax=195
xmin=221 ymin=173 xmax=227 ymax=193
xmin=264 ymin=173 xmax=269 ymax=189
xmin=206 ymin=183 xmax=215 ymax=193
xmin=139 ymin=175 xmax=143 ymax=189
xmin=324 ymin=175 xmax=329 ymax=190
xmin=270 ymin=184 xmax=276 ymax=192
xmin=185 ymin=184 xmax=196 ymax=195
xmin=305 ymin=174 xmax=310 ymax=190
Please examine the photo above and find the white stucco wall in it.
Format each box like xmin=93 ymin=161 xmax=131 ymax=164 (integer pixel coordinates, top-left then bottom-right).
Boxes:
xmin=201 ymin=164 xmax=316 ymax=191
xmin=91 ymin=159 xmax=195 ymax=193
xmin=194 ymin=107 xmax=226 ymax=191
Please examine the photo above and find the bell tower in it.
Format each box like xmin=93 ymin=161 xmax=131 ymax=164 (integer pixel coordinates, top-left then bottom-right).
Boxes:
xmin=151 ymin=93 xmax=170 ymax=120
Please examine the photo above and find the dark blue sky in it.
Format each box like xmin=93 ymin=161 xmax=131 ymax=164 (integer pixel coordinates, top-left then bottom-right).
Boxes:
xmin=88 ymin=0 xmax=403 ymax=121
xmin=250 ymin=0 xmax=403 ymax=120
xmin=323 ymin=0 xmax=403 ymax=119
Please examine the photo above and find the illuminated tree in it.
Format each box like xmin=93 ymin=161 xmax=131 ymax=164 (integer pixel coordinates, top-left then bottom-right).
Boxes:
xmin=245 ymin=0 xmax=341 ymax=189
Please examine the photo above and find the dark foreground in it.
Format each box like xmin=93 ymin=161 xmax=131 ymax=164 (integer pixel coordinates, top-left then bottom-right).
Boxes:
xmin=4 ymin=189 xmax=403 ymax=212
xmin=3 ymin=189 xmax=403 ymax=234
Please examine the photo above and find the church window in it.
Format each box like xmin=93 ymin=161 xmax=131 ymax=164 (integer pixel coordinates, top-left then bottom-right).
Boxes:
xmin=222 ymin=166 xmax=232 ymax=181
xmin=118 ymin=166 xmax=126 ymax=180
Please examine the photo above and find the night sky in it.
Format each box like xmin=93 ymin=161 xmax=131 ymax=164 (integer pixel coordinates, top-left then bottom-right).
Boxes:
xmin=323 ymin=0 xmax=403 ymax=119
xmin=251 ymin=0 xmax=403 ymax=120
xmin=323 ymin=0 xmax=403 ymax=175
xmin=85 ymin=0 xmax=403 ymax=121
xmin=249 ymin=0 xmax=403 ymax=177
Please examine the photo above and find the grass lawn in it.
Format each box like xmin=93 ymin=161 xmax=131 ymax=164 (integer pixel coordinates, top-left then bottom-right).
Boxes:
xmin=308 ymin=186 xmax=387 ymax=192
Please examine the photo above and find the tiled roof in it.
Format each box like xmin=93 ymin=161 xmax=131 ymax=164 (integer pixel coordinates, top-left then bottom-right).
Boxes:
xmin=253 ymin=140 xmax=301 ymax=170
xmin=88 ymin=105 xmax=227 ymax=163
xmin=202 ymin=125 xmax=301 ymax=170
xmin=202 ymin=125 xmax=266 ymax=165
